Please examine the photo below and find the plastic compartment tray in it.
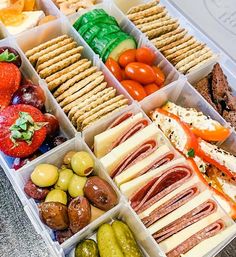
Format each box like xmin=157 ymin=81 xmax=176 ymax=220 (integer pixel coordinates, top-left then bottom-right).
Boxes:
xmin=0 ymin=0 xmax=235 ymax=257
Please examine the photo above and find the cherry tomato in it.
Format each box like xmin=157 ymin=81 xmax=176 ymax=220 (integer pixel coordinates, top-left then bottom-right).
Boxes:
xmin=125 ymin=62 xmax=156 ymax=84
xmin=136 ymin=47 xmax=155 ymax=65
xmin=121 ymin=69 xmax=128 ymax=80
xmin=121 ymin=80 xmax=147 ymax=101
xmin=143 ymin=83 xmax=160 ymax=95
xmin=105 ymin=58 xmax=123 ymax=82
xmin=152 ymin=66 xmax=165 ymax=87
xmin=119 ymin=49 xmax=136 ymax=68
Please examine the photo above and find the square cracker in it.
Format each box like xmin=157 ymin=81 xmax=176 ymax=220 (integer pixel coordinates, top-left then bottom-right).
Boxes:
xmin=39 ymin=53 xmax=81 ymax=79
xmin=59 ymin=74 xmax=104 ymax=108
xmin=133 ymin=9 xmax=167 ymax=25
xmin=80 ymin=98 xmax=129 ymax=130
xmin=140 ymin=18 xmax=178 ymax=33
xmin=53 ymin=65 xmax=96 ymax=96
xmin=128 ymin=6 xmax=165 ymax=21
xmin=71 ymin=87 xmax=117 ymax=125
xmin=160 ymin=35 xmax=193 ymax=52
xmin=56 ymin=71 xmax=103 ymax=103
xmin=36 ymin=42 xmax=78 ymax=68
xmin=145 ymin=23 xmax=179 ymax=39
xmin=29 ymin=37 xmax=74 ymax=67
xmin=127 ymin=0 xmax=160 ymax=15
xmin=36 ymin=46 xmax=83 ymax=73
xmin=178 ymin=51 xmax=213 ymax=74
xmin=68 ymin=87 xmax=116 ymax=121
xmin=63 ymin=82 xmax=107 ymax=113
xmin=46 ymin=59 xmax=89 ymax=85
xmin=136 ymin=15 xmax=171 ymax=30
xmin=82 ymin=105 xmax=128 ymax=131
xmin=187 ymin=55 xmax=216 ymax=73
xmin=25 ymin=35 xmax=69 ymax=58
xmin=153 ymin=30 xmax=187 ymax=49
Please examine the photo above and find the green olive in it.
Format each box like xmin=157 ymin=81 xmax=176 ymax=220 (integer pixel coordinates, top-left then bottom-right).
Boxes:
xmin=31 ymin=164 xmax=59 ymax=187
xmin=45 ymin=189 xmax=67 ymax=205
xmin=55 ymin=169 xmax=73 ymax=191
xmin=68 ymin=174 xmax=87 ymax=198
xmin=63 ymin=151 xmax=77 ymax=165
xmin=71 ymin=151 xmax=94 ymax=177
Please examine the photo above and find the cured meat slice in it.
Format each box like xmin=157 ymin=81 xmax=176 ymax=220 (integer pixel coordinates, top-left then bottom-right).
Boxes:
xmin=131 ymin=166 xmax=192 ymax=212
xmin=108 ymin=118 xmax=148 ymax=152
xmin=153 ymin=200 xmax=217 ymax=242
xmin=107 ymin=112 xmax=133 ymax=129
xmin=142 ymin=186 xmax=199 ymax=227
xmin=111 ymin=140 xmax=157 ymax=178
xmin=166 ymin=219 xmax=225 ymax=257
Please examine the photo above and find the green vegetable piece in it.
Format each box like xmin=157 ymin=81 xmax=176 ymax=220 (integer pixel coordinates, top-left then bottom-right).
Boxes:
xmin=112 ymin=220 xmax=143 ymax=257
xmin=187 ymin=148 xmax=195 ymax=158
xmin=97 ymin=223 xmax=124 ymax=257
xmin=75 ymin=239 xmax=99 ymax=257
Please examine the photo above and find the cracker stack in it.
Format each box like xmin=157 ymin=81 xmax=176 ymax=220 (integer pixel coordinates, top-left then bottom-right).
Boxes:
xmin=127 ymin=0 xmax=216 ymax=74
xmin=26 ymin=35 xmax=128 ymax=131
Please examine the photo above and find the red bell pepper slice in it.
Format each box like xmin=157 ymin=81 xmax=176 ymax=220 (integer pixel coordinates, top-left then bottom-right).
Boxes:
xmin=152 ymin=108 xmax=199 ymax=158
xmin=188 ymin=158 xmax=236 ymax=220
xmin=197 ymin=138 xmax=236 ymax=179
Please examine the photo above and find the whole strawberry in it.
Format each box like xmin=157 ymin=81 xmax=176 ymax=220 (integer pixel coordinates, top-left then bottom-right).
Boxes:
xmin=0 ymin=104 xmax=47 ymax=158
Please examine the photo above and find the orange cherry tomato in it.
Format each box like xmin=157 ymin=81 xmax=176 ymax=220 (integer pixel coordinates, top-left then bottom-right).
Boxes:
xmin=105 ymin=57 xmax=123 ymax=82
xmin=136 ymin=47 xmax=155 ymax=65
xmin=121 ymin=80 xmax=147 ymax=101
xmin=125 ymin=62 xmax=156 ymax=84
xmin=152 ymin=66 xmax=165 ymax=87
xmin=118 ymin=49 xmax=137 ymax=68
xmin=143 ymin=83 xmax=160 ymax=95
xmin=121 ymin=69 xmax=128 ymax=80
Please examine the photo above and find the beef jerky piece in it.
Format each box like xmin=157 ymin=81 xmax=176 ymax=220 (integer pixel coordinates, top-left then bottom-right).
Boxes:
xmin=223 ymin=110 xmax=236 ymax=129
xmin=225 ymin=90 xmax=236 ymax=111
xmin=194 ymin=77 xmax=219 ymax=113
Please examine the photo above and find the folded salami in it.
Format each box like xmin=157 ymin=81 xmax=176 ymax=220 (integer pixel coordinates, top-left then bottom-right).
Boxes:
xmin=94 ymin=112 xmax=175 ymax=183
xmin=120 ymin=157 xmax=235 ymax=257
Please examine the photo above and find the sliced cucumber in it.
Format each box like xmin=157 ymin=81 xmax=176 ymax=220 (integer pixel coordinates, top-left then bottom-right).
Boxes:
xmin=78 ymin=17 xmax=118 ymax=37
xmin=104 ymin=36 xmax=136 ymax=62
xmin=85 ymin=24 xmax=121 ymax=45
xmin=73 ymin=9 xmax=108 ymax=29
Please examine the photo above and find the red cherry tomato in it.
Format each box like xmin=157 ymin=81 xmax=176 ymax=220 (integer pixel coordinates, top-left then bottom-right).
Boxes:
xmin=143 ymin=83 xmax=160 ymax=95
xmin=121 ymin=80 xmax=147 ymax=101
xmin=118 ymin=49 xmax=136 ymax=68
xmin=136 ymin=47 xmax=155 ymax=65
xmin=121 ymin=69 xmax=128 ymax=80
xmin=152 ymin=66 xmax=165 ymax=87
xmin=125 ymin=62 xmax=156 ymax=84
xmin=105 ymin=57 xmax=123 ymax=82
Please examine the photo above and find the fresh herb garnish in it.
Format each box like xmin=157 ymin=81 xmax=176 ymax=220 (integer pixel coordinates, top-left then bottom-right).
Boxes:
xmin=187 ymin=148 xmax=195 ymax=158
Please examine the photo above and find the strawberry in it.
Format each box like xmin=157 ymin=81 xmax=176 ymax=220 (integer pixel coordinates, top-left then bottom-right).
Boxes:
xmin=0 ymin=104 xmax=47 ymax=158
xmin=0 ymin=62 xmax=21 ymax=110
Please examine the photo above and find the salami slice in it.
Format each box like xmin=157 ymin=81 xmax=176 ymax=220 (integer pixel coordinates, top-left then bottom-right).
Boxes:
xmin=153 ymin=200 xmax=217 ymax=242
xmin=166 ymin=219 xmax=225 ymax=257
xmin=111 ymin=140 xmax=157 ymax=178
xmin=142 ymin=186 xmax=199 ymax=227
xmin=108 ymin=119 xmax=148 ymax=152
xmin=107 ymin=112 xmax=133 ymax=129
xmin=131 ymin=166 xmax=192 ymax=213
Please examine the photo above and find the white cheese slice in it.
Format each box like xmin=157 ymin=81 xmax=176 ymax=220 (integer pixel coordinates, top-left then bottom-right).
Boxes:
xmin=94 ymin=112 xmax=143 ymax=158
xmin=120 ymin=158 xmax=186 ymax=198
xmin=182 ymin=223 xmax=236 ymax=257
xmin=148 ymin=190 xmax=213 ymax=235
xmin=0 ymin=0 xmax=9 ymax=9
xmin=114 ymin=145 xmax=172 ymax=187
xmin=159 ymin=209 xmax=223 ymax=253
xmin=6 ymin=11 xmax=45 ymax=35
xmin=100 ymin=123 xmax=161 ymax=175
xmin=139 ymin=176 xmax=200 ymax=219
